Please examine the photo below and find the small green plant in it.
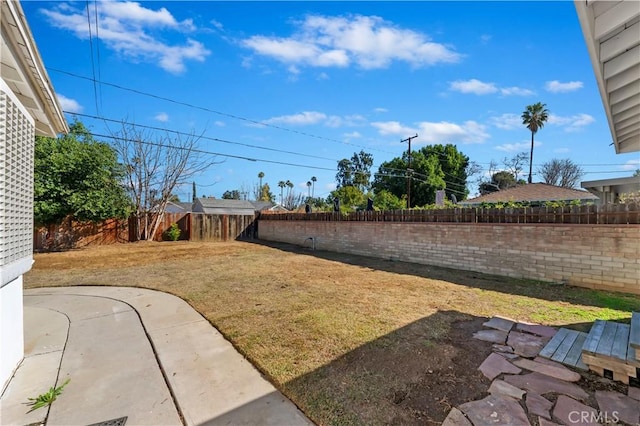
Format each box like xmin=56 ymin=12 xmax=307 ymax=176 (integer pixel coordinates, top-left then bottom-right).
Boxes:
xmin=27 ymin=378 xmax=70 ymax=412
xmin=164 ymin=223 xmax=181 ymax=241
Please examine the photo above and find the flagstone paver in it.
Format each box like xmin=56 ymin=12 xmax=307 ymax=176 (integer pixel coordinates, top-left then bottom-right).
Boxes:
xmin=595 ymin=390 xmax=640 ymax=425
xmin=516 ymin=323 xmax=558 ymax=338
xmin=442 ymin=407 xmax=472 ymax=426
xmin=459 ymin=395 xmax=531 ymax=426
xmin=511 ymin=358 xmax=581 ymax=382
xmin=538 ymin=417 xmax=561 ymax=426
xmin=628 ymin=386 xmax=640 ymax=401
xmin=507 ymin=332 xmax=548 ymax=358
xmin=483 ymin=317 xmax=516 ymax=332
xmin=503 ymin=372 xmax=589 ymax=401
xmin=492 ymin=344 xmax=514 ymax=353
xmin=473 ymin=329 xmax=508 ymax=344
xmin=553 ymin=395 xmax=598 ymax=426
xmin=488 ymin=379 xmax=526 ymax=399
xmin=496 ymin=352 xmax=519 ymax=360
xmin=479 ymin=353 xmax=522 ymax=380
xmin=525 ymin=392 xmax=553 ymax=420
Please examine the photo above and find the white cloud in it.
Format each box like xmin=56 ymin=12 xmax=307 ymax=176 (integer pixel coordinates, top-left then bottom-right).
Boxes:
xmin=325 ymin=182 xmax=337 ymax=191
xmin=495 ymin=141 xmax=541 ymax=152
xmin=489 ymin=113 xmax=522 ymax=130
xmin=57 ymin=94 xmax=83 ymax=113
xmin=545 ymin=80 xmax=583 ymax=93
xmin=210 ymin=19 xmax=224 ymax=31
xmin=214 ymin=121 xmax=225 ymax=127
xmin=480 ymin=34 xmax=492 ymax=44
xmin=450 ymin=79 xmax=497 ymax=95
xmin=373 ymin=107 xmax=388 ymax=113
xmin=450 ymin=79 xmax=534 ymax=96
xmin=621 ymin=159 xmax=640 ymax=171
xmin=343 ymin=131 xmax=362 ymax=139
xmin=154 ymin=112 xmax=169 ymax=122
xmin=241 ymin=14 xmax=461 ymax=71
xmin=317 ymin=72 xmax=330 ymax=80
xmin=548 ymin=113 xmax=595 ymax=132
xmin=553 ymin=147 xmax=570 ymax=153
xmin=372 ymin=120 xmax=489 ymax=144
xmin=500 ymin=87 xmax=535 ymax=96
xmin=263 ymin=111 xmax=365 ymax=128
xmin=41 ymin=2 xmax=210 ymax=73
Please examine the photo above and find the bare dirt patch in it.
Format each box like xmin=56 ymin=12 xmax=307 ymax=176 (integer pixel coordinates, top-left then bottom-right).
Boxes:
xmin=25 ymin=240 xmax=640 ymax=425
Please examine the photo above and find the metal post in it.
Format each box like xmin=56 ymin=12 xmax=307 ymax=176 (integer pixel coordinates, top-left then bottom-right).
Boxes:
xmin=401 ymin=134 xmax=418 ymax=208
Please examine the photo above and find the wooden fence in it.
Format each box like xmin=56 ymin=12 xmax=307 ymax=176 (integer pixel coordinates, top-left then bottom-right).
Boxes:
xmin=34 ymin=212 xmax=258 ymax=251
xmin=260 ymin=203 xmax=640 ymax=225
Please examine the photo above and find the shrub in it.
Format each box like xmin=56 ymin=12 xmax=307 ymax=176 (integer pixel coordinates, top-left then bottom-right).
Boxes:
xmin=164 ymin=223 xmax=181 ymax=241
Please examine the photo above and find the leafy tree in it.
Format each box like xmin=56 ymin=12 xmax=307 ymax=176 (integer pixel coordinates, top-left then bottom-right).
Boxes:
xmin=478 ymin=171 xmax=519 ymax=195
xmin=222 ymin=190 xmax=241 ymax=200
xmin=633 ymin=169 xmax=639 ymax=177
xmin=34 ymin=120 xmax=131 ymax=226
xmin=336 ymin=150 xmax=374 ymax=191
xmin=373 ymin=146 xmax=461 ymax=206
xmin=503 ymin=152 xmax=529 ymax=182
xmin=373 ymin=190 xmax=404 ymax=210
xmin=168 ymin=194 xmax=181 ymax=203
xmin=522 ymin=102 xmax=549 ymax=183
xmin=258 ymin=182 xmax=274 ymax=202
xmin=539 ymin=159 xmax=584 ymax=188
xmin=328 ymin=186 xmax=367 ymax=212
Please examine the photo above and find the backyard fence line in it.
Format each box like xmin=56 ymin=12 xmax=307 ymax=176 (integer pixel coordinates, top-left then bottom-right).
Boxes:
xmin=259 ymin=203 xmax=640 ymax=225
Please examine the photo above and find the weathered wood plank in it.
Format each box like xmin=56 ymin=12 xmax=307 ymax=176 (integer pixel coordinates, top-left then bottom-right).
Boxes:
xmin=539 ymin=328 xmax=569 ymax=359
xmin=611 ymin=323 xmax=630 ymax=361
xmin=630 ymin=311 xmax=640 ymax=350
xmin=582 ymin=353 xmax=637 ymax=376
xmin=583 ymin=320 xmax=606 ymax=354
xmin=551 ymin=330 xmax=579 ymax=363
xmin=595 ymin=321 xmax=619 ymax=357
xmin=564 ymin=332 xmax=588 ymax=369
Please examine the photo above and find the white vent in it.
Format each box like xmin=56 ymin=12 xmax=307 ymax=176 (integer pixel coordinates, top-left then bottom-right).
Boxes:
xmin=0 ymin=83 xmax=35 ymax=286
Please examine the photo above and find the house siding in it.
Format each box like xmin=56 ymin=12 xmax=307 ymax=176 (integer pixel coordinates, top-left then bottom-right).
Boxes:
xmin=258 ymin=221 xmax=640 ymax=295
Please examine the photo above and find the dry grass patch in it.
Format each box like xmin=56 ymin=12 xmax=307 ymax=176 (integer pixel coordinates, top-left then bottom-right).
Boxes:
xmin=25 ymin=241 xmax=640 ymax=425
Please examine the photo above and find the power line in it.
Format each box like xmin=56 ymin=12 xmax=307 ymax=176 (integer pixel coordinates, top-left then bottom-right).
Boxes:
xmin=85 ymin=2 xmax=99 ymax=114
xmin=48 ymin=67 xmax=398 ymax=156
xmin=69 ymin=111 xmax=339 ymax=163
xmin=93 ymin=1 xmax=103 ymax=112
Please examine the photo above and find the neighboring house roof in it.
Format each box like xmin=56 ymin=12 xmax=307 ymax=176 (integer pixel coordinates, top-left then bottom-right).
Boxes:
xmin=574 ymin=1 xmax=640 ymax=154
xmin=462 ymin=183 xmax=599 ymax=205
xmin=581 ymin=175 xmax=640 ymax=194
xmin=1 ymin=0 xmax=67 ymax=137
xmin=193 ymin=198 xmax=256 ymax=215
xmin=164 ymin=201 xmax=192 ymax=214
xmin=249 ymin=201 xmax=289 ymax=212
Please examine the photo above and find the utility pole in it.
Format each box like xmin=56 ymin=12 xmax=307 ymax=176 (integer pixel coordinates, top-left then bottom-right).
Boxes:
xmin=401 ymin=134 xmax=418 ymax=208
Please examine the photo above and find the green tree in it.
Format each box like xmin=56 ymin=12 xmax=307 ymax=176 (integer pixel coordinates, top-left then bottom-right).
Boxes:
xmin=421 ymin=144 xmax=470 ymax=201
xmin=222 ymin=190 xmax=241 ymax=200
xmin=478 ymin=171 xmax=519 ymax=195
xmin=259 ymin=182 xmax=274 ymax=202
xmin=373 ymin=190 xmax=404 ymax=210
xmin=336 ymin=151 xmax=374 ymax=191
xmin=633 ymin=169 xmax=639 ymax=177
xmin=34 ymin=121 xmax=131 ymax=226
xmin=522 ymin=102 xmax=549 ymax=184
xmin=328 ymin=186 xmax=367 ymax=212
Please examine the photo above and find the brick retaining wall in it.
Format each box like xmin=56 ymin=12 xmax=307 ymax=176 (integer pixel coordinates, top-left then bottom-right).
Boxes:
xmin=258 ymin=221 xmax=640 ymax=295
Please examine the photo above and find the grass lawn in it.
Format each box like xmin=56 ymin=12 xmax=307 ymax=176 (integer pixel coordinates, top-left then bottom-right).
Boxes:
xmin=24 ymin=240 xmax=640 ymax=425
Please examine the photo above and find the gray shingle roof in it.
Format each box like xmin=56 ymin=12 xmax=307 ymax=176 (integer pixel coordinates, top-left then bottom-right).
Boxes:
xmin=463 ymin=183 xmax=599 ymax=205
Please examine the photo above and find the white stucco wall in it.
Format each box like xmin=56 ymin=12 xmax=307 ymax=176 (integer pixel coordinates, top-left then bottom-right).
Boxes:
xmin=0 ymin=276 xmax=24 ymax=392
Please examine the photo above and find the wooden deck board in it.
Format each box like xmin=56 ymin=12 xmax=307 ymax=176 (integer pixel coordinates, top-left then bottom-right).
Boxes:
xmin=551 ymin=329 xmax=579 ymax=363
xmin=595 ymin=321 xmax=618 ymax=357
xmin=564 ymin=332 xmax=588 ymax=370
xmin=583 ymin=320 xmax=605 ymax=354
xmin=611 ymin=323 xmax=630 ymax=361
xmin=630 ymin=312 xmax=640 ymax=350
xmin=539 ymin=328 xmax=568 ymax=359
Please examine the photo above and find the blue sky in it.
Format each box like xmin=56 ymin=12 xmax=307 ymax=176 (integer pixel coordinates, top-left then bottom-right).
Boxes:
xmin=25 ymin=1 xmax=640 ymax=201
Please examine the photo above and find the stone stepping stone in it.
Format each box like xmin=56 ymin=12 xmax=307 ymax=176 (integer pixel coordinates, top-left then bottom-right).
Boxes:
xmin=496 ymin=352 xmax=519 ymax=360
xmin=538 ymin=417 xmax=561 ymax=426
xmin=595 ymin=390 xmax=640 ymax=425
xmin=503 ymin=372 xmax=589 ymax=401
xmin=516 ymin=323 xmax=557 ymax=338
xmin=479 ymin=353 xmax=522 ymax=380
xmin=525 ymin=392 xmax=553 ymax=420
xmin=442 ymin=407 xmax=472 ymax=426
xmin=459 ymin=394 xmax=530 ymax=426
xmin=492 ymin=344 xmax=514 ymax=353
xmin=553 ymin=395 xmax=598 ymax=425
xmin=629 ymin=386 xmax=640 ymax=401
xmin=511 ymin=358 xmax=581 ymax=382
xmin=507 ymin=332 xmax=548 ymax=358
xmin=473 ymin=329 xmax=508 ymax=344
xmin=484 ymin=316 xmax=516 ymax=332
xmin=488 ymin=379 xmax=525 ymax=399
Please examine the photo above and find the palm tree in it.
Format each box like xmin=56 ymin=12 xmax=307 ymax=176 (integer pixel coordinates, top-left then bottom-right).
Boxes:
xmin=277 ymin=180 xmax=285 ymax=205
xmin=306 ymin=181 xmax=312 ymax=199
xmin=521 ymin=102 xmax=549 ymax=184
xmin=258 ymin=172 xmax=264 ymax=197
xmin=310 ymin=176 xmax=317 ymax=198
xmin=285 ymin=180 xmax=293 ymax=199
